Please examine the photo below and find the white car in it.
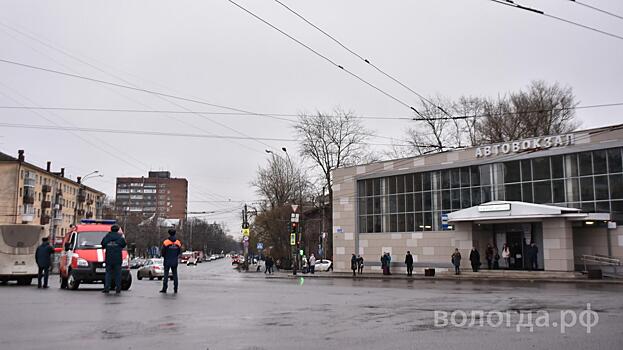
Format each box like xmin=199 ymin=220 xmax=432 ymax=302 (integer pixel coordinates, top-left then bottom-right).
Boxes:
xmin=187 ymin=257 xmax=198 ymax=266
xmin=314 ymin=259 xmax=333 ymax=272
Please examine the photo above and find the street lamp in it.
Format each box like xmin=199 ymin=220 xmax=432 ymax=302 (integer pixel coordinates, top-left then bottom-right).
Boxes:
xmin=74 ymin=170 xmax=103 ymax=224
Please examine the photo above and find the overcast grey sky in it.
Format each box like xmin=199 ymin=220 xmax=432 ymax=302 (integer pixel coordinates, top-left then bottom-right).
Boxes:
xmin=1 ymin=0 xmax=622 ymax=236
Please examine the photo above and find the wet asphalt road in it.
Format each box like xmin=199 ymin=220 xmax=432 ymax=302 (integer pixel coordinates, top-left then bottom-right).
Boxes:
xmin=1 ymin=258 xmax=623 ymax=350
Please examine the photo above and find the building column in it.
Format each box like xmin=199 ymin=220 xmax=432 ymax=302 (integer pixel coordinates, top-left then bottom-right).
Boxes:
xmin=542 ymin=218 xmax=574 ymax=272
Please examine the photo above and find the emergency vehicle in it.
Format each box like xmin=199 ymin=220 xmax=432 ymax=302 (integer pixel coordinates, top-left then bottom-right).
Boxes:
xmin=58 ymin=219 xmax=132 ymax=290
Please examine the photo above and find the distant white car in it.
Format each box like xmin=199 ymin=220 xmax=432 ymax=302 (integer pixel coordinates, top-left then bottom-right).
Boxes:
xmin=187 ymin=257 xmax=198 ymax=266
xmin=314 ymin=259 xmax=333 ymax=272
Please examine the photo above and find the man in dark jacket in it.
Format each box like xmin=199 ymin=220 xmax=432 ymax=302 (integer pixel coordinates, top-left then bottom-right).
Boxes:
xmin=405 ymin=251 xmax=414 ymax=276
xmin=469 ymin=247 xmax=481 ymax=272
xmin=160 ymin=229 xmax=182 ymax=293
xmin=35 ymin=237 xmax=54 ymax=288
xmin=350 ymin=254 xmax=357 ymax=277
xmin=100 ymin=225 xmax=126 ymax=294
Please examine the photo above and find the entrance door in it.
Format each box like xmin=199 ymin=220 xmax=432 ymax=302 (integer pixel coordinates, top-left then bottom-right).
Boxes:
xmin=506 ymin=232 xmax=524 ymax=269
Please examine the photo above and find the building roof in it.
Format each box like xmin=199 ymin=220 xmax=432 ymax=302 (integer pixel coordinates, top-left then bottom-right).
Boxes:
xmin=338 ymin=122 xmax=623 ymax=172
xmin=447 ymin=201 xmax=609 ymax=222
xmin=0 ymin=150 xmax=105 ymax=196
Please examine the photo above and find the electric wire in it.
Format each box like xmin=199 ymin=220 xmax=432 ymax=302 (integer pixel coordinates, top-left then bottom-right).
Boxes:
xmin=569 ymin=0 xmax=623 ymax=22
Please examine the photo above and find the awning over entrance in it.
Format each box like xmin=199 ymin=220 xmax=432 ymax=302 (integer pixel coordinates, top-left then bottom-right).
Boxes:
xmin=447 ymin=201 xmax=608 ymax=222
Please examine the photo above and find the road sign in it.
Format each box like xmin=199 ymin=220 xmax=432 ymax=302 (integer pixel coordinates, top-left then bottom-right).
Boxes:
xmin=291 ymin=204 xmax=299 ymax=212
xmin=242 ymin=228 xmax=250 ymax=236
xmin=257 ymin=242 xmax=264 ymax=250
xmin=243 ymin=240 xmax=249 ymax=248
xmin=441 ymin=213 xmax=449 ymax=230
xmin=243 ymin=236 xmax=249 ymax=242
xmin=290 ymin=213 xmax=300 ymax=223
xmin=290 ymin=233 xmax=296 ymax=246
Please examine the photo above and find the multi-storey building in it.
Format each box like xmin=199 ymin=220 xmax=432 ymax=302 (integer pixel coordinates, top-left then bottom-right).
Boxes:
xmin=115 ymin=171 xmax=188 ymax=222
xmin=0 ymin=150 xmax=105 ymax=246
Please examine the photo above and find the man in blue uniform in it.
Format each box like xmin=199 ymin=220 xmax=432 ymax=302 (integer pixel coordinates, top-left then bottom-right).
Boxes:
xmin=100 ymin=225 xmax=126 ymax=294
xmin=35 ymin=237 xmax=54 ymax=288
xmin=160 ymin=229 xmax=182 ymax=294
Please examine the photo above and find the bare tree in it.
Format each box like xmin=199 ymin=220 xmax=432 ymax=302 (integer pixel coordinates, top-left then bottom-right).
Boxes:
xmin=477 ymin=80 xmax=579 ymax=143
xmin=251 ymin=153 xmax=312 ymax=210
xmin=294 ymin=109 xmax=372 ymax=209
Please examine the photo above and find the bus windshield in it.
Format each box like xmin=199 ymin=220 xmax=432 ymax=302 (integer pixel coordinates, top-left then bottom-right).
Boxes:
xmin=76 ymin=231 xmax=108 ymax=249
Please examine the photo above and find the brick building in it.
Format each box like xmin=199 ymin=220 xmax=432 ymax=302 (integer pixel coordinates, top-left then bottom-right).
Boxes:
xmin=115 ymin=171 xmax=188 ymax=222
xmin=0 ymin=150 xmax=105 ymax=246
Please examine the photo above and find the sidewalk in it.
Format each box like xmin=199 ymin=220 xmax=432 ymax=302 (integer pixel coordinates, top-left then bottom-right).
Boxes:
xmin=263 ymin=269 xmax=623 ymax=284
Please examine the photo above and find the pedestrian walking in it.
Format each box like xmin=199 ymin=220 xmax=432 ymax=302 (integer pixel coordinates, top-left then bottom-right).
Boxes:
xmin=309 ymin=253 xmax=316 ymax=274
xmin=35 ymin=236 xmax=54 ymax=289
xmin=351 ymin=254 xmax=357 ymax=276
xmin=100 ymin=225 xmax=126 ymax=294
xmin=451 ymin=248 xmax=462 ymax=275
xmin=469 ymin=247 xmax=481 ymax=272
xmin=485 ymin=244 xmax=494 ymax=270
xmin=502 ymin=243 xmax=511 ymax=269
xmin=357 ymin=255 xmax=364 ymax=275
xmin=159 ymin=229 xmax=181 ymax=294
xmin=405 ymin=251 xmax=414 ymax=276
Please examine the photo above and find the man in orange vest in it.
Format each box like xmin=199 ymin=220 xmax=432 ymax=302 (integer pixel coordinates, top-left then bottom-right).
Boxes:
xmin=160 ymin=229 xmax=182 ymax=294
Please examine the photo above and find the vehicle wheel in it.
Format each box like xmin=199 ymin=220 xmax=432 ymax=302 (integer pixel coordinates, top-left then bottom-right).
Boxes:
xmin=60 ymin=276 xmax=68 ymax=289
xmin=67 ymin=271 xmax=80 ymax=290
xmin=24 ymin=278 xmax=33 ymax=285
xmin=149 ymin=272 xmax=154 ymax=281
xmin=157 ymin=277 xmax=163 ymax=280
xmin=137 ymin=273 xmax=143 ymax=280
xmin=121 ymin=275 xmax=132 ymax=291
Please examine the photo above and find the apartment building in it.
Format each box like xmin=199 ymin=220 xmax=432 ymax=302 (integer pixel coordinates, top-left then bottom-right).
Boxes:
xmin=115 ymin=171 xmax=188 ymax=222
xmin=0 ymin=150 xmax=106 ymax=246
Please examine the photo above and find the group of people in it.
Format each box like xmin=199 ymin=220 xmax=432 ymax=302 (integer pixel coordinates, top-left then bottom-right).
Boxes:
xmin=35 ymin=226 xmax=182 ymax=294
xmin=350 ymin=254 xmax=364 ymax=276
xmin=300 ymin=253 xmax=317 ymax=274
xmin=451 ymin=242 xmax=540 ymax=274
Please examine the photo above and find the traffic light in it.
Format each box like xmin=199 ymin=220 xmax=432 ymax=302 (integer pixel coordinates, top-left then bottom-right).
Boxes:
xmin=291 ymin=222 xmax=298 ymax=234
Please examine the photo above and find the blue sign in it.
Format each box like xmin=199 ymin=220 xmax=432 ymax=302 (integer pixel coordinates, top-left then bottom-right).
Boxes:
xmin=441 ymin=213 xmax=449 ymax=230
xmin=256 ymin=242 xmax=264 ymax=250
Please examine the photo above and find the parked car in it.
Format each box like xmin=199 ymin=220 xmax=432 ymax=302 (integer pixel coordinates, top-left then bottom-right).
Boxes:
xmin=315 ymin=259 xmax=333 ymax=272
xmin=187 ymin=257 xmax=198 ymax=266
xmin=130 ymin=258 xmax=145 ymax=269
xmin=137 ymin=258 xmax=171 ymax=280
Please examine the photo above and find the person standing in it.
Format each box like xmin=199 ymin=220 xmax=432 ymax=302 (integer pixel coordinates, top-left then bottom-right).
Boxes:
xmin=502 ymin=243 xmax=511 ymax=269
xmin=265 ymin=255 xmax=274 ymax=274
xmin=485 ymin=244 xmax=494 ymax=270
xmin=100 ymin=225 xmax=126 ymax=294
xmin=309 ymin=253 xmax=316 ymax=274
xmin=386 ymin=252 xmax=392 ymax=275
xmin=528 ymin=242 xmax=539 ymax=270
xmin=357 ymin=255 xmax=364 ymax=275
xmin=405 ymin=251 xmax=414 ymax=276
xmin=493 ymin=245 xmax=500 ymax=270
xmin=451 ymin=248 xmax=462 ymax=275
xmin=469 ymin=247 xmax=480 ymax=272
xmin=380 ymin=253 xmax=387 ymax=275
xmin=160 ymin=229 xmax=182 ymax=294
xmin=351 ymin=254 xmax=358 ymax=277
xmin=35 ymin=237 xmax=54 ymax=289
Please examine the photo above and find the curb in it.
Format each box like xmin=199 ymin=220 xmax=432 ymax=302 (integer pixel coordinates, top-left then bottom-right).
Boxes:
xmin=251 ymin=272 xmax=623 ymax=285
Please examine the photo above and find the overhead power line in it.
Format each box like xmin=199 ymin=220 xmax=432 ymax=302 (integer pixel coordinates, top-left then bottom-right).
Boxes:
xmin=0 ymin=58 xmax=291 ymax=123
xmin=2 ymin=101 xmax=622 ymax=121
xmin=270 ymin=0 xmax=451 ymax=117
xmin=490 ymin=0 xmax=623 ymax=41
xmin=226 ymin=0 xmax=424 ymax=117
xmin=569 ymin=1 xmax=623 ymax=21
xmin=0 ymin=122 xmax=417 ymax=147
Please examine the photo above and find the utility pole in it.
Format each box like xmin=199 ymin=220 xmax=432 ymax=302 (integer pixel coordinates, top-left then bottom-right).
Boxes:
xmin=242 ymin=204 xmax=249 ymax=271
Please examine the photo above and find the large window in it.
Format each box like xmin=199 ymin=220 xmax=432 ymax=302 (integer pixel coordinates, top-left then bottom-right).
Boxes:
xmin=356 ymin=147 xmax=623 ymax=233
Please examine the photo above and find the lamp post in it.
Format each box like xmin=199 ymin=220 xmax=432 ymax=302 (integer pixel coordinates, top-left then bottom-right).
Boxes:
xmin=73 ymin=171 xmax=102 ymax=224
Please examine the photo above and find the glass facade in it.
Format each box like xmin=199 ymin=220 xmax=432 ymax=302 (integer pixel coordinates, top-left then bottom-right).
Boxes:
xmin=357 ymin=147 xmax=623 ymax=233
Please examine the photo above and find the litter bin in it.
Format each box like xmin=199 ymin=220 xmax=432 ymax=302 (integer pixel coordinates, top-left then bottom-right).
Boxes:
xmin=424 ymin=268 xmax=435 ymax=277
xmin=587 ymin=269 xmax=603 ymax=279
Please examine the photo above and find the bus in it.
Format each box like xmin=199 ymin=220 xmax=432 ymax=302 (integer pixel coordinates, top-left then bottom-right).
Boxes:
xmin=0 ymin=224 xmax=46 ymax=285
